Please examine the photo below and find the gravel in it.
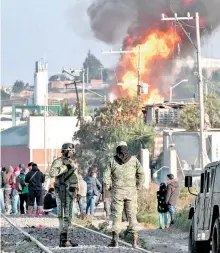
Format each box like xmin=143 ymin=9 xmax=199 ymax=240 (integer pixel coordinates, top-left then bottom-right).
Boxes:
xmin=1 ymin=215 xmax=149 ymax=253
xmin=1 ymin=216 xmax=42 ymax=253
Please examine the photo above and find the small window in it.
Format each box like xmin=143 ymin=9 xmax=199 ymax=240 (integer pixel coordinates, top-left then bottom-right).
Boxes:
xmin=200 ymin=173 xmax=205 ymax=193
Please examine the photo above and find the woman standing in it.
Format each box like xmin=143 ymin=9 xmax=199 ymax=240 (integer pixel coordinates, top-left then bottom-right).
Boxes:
xmin=2 ymin=166 xmax=13 ymax=214
xmin=84 ymin=171 xmax=102 ymax=217
xmin=19 ymin=168 xmax=29 ymax=214
xmin=157 ymin=182 xmax=169 ymax=229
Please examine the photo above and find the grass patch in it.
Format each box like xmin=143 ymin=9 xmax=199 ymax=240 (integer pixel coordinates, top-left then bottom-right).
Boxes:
xmin=72 ymin=216 xmax=99 ymax=231
xmin=137 ymin=212 xmax=158 ymax=228
xmin=174 ymin=209 xmax=190 ymax=232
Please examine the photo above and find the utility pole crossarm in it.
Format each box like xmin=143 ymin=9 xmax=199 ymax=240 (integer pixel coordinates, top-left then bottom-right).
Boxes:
xmin=161 ymin=17 xmax=194 ymax=21
xmin=161 ymin=12 xmax=197 ymax=50
xmin=161 ymin=13 xmax=194 ymax=21
xmin=102 ymin=49 xmax=148 ymax=54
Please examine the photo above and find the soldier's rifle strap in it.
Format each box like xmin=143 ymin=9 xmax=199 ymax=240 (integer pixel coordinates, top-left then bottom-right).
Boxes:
xmin=64 ymin=170 xmax=75 ymax=183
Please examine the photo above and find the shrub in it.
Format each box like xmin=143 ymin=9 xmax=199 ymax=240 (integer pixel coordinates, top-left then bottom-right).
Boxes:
xmin=174 ymin=209 xmax=190 ymax=231
xmin=137 ymin=184 xmax=158 ymax=227
xmin=137 ymin=184 xmax=198 ymax=230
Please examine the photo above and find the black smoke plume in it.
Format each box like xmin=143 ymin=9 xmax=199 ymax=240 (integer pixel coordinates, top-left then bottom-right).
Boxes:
xmin=87 ymin=0 xmax=220 ymax=44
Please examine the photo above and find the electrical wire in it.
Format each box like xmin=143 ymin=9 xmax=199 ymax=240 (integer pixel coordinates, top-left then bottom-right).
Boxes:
xmin=169 ymin=5 xmax=197 ymax=50
xmin=179 ymin=19 xmax=206 ymax=30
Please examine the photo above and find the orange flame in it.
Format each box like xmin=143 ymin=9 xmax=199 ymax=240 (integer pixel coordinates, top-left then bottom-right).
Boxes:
xmin=113 ymin=27 xmax=181 ymax=104
xmin=184 ymin=0 xmax=193 ymax=6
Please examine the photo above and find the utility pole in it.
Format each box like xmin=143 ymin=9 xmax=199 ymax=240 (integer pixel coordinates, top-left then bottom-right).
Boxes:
xmin=137 ymin=46 xmax=142 ymax=105
xmin=87 ymin=67 xmax=89 ymax=84
xmin=44 ymin=94 xmax=48 ymax=171
xmin=161 ymin=12 xmax=206 ymax=169
xmin=99 ymin=67 xmax=103 ymax=84
xmin=204 ymin=79 xmax=208 ymax=95
xmin=195 ymin=12 xmax=206 ymax=169
xmin=82 ymin=69 xmax=85 ymax=118
xmin=63 ymin=68 xmax=85 ymax=118
xmin=102 ymin=47 xmax=147 ymax=104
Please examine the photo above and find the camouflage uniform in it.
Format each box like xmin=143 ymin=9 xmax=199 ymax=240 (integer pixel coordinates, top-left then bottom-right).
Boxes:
xmin=103 ymin=155 xmax=144 ymax=238
xmin=49 ymin=156 xmax=78 ymax=237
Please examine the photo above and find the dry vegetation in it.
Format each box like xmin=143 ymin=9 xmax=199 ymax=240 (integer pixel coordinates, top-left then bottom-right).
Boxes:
xmin=137 ymin=183 xmax=197 ymax=230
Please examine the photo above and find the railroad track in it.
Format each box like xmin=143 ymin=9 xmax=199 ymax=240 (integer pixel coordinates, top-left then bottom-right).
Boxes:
xmin=1 ymin=214 xmax=152 ymax=253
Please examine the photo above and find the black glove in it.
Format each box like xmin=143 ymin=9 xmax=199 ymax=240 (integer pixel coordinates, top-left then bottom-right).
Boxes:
xmin=63 ymin=159 xmax=75 ymax=170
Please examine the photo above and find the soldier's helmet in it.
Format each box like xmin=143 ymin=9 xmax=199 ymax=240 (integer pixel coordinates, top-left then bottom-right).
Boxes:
xmin=61 ymin=143 xmax=75 ymax=153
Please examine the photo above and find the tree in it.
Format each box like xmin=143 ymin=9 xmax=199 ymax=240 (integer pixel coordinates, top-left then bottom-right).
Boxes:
xmin=1 ymin=89 xmax=10 ymax=100
xmin=74 ymin=97 xmax=155 ymax=173
xmin=180 ymin=104 xmax=200 ymax=131
xmin=12 ymin=80 xmax=25 ymax=93
xmin=180 ymin=93 xmax=220 ymax=130
xmin=212 ymin=70 xmax=220 ymax=82
xmin=49 ymin=74 xmax=70 ymax=82
xmin=61 ymin=100 xmax=74 ymax=116
xmin=82 ymin=50 xmax=109 ymax=82
xmin=205 ymin=93 xmax=220 ymax=128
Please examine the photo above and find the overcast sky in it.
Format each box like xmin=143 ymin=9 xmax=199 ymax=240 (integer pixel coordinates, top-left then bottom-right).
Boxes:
xmin=1 ymin=0 xmax=220 ymax=86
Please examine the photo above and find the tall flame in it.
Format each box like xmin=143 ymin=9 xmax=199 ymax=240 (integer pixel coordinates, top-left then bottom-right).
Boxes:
xmin=111 ymin=27 xmax=181 ymax=104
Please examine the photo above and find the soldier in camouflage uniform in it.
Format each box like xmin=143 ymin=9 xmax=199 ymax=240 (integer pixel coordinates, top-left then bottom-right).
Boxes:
xmin=48 ymin=143 xmax=79 ymax=247
xmin=103 ymin=141 xmax=144 ymax=248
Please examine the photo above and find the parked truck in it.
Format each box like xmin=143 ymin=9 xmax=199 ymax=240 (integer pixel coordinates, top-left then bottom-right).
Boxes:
xmin=185 ymin=161 xmax=220 ymax=253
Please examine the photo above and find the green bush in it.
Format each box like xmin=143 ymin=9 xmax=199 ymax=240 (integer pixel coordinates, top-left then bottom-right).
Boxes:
xmin=174 ymin=209 xmax=190 ymax=231
xmin=137 ymin=212 xmax=158 ymax=227
xmin=137 ymin=184 xmax=158 ymax=227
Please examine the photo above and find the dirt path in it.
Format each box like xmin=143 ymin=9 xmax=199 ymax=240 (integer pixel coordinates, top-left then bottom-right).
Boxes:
xmin=139 ymin=228 xmax=188 ymax=253
xmin=93 ymin=204 xmax=188 ymax=253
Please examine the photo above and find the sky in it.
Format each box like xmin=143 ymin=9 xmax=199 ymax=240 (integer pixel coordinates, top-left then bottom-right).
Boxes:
xmin=1 ymin=0 xmax=220 ymax=86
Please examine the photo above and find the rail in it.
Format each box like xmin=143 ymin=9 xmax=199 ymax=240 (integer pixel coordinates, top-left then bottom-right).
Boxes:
xmin=1 ymin=214 xmax=54 ymax=253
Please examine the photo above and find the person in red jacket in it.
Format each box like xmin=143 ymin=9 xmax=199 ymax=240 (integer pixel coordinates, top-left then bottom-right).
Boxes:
xmin=9 ymin=166 xmax=20 ymax=215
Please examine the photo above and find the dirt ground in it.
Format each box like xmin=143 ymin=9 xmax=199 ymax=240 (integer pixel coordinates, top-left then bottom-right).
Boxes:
xmin=93 ymin=204 xmax=188 ymax=253
xmin=139 ymin=227 xmax=188 ymax=253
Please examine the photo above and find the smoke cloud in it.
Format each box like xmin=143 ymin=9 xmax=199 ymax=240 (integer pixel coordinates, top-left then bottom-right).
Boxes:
xmin=87 ymin=0 xmax=220 ymax=44
xmin=85 ymin=0 xmax=220 ymax=100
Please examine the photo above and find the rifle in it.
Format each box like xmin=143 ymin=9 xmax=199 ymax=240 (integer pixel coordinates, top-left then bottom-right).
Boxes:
xmin=59 ymin=174 xmax=66 ymax=218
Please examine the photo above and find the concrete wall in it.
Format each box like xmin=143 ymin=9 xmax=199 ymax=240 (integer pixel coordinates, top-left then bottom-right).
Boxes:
xmin=163 ymin=131 xmax=220 ymax=170
xmin=164 ymin=131 xmax=200 ymax=168
xmin=31 ymin=148 xmax=61 ymax=172
xmin=28 ymin=116 xmax=80 ymax=149
xmin=1 ymin=146 xmax=30 ymax=168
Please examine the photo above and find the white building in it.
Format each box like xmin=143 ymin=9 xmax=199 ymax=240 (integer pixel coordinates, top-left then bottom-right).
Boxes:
xmin=1 ymin=116 xmax=91 ymax=171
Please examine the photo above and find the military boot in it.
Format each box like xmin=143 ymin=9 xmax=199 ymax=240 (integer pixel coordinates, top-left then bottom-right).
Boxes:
xmin=59 ymin=232 xmax=78 ymax=247
xmin=132 ymin=233 xmax=139 ymax=249
xmin=108 ymin=232 xmax=119 ymax=247
xmin=59 ymin=232 xmax=67 ymax=247
xmin=65 ymin=240 xmax=78 ymax=247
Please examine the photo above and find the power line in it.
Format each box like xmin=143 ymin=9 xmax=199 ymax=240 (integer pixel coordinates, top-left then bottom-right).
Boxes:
xmin=168 ymin=5 xmax=197 ymax=49
xmin=162 ymin=11 xmax=206 ymax=169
